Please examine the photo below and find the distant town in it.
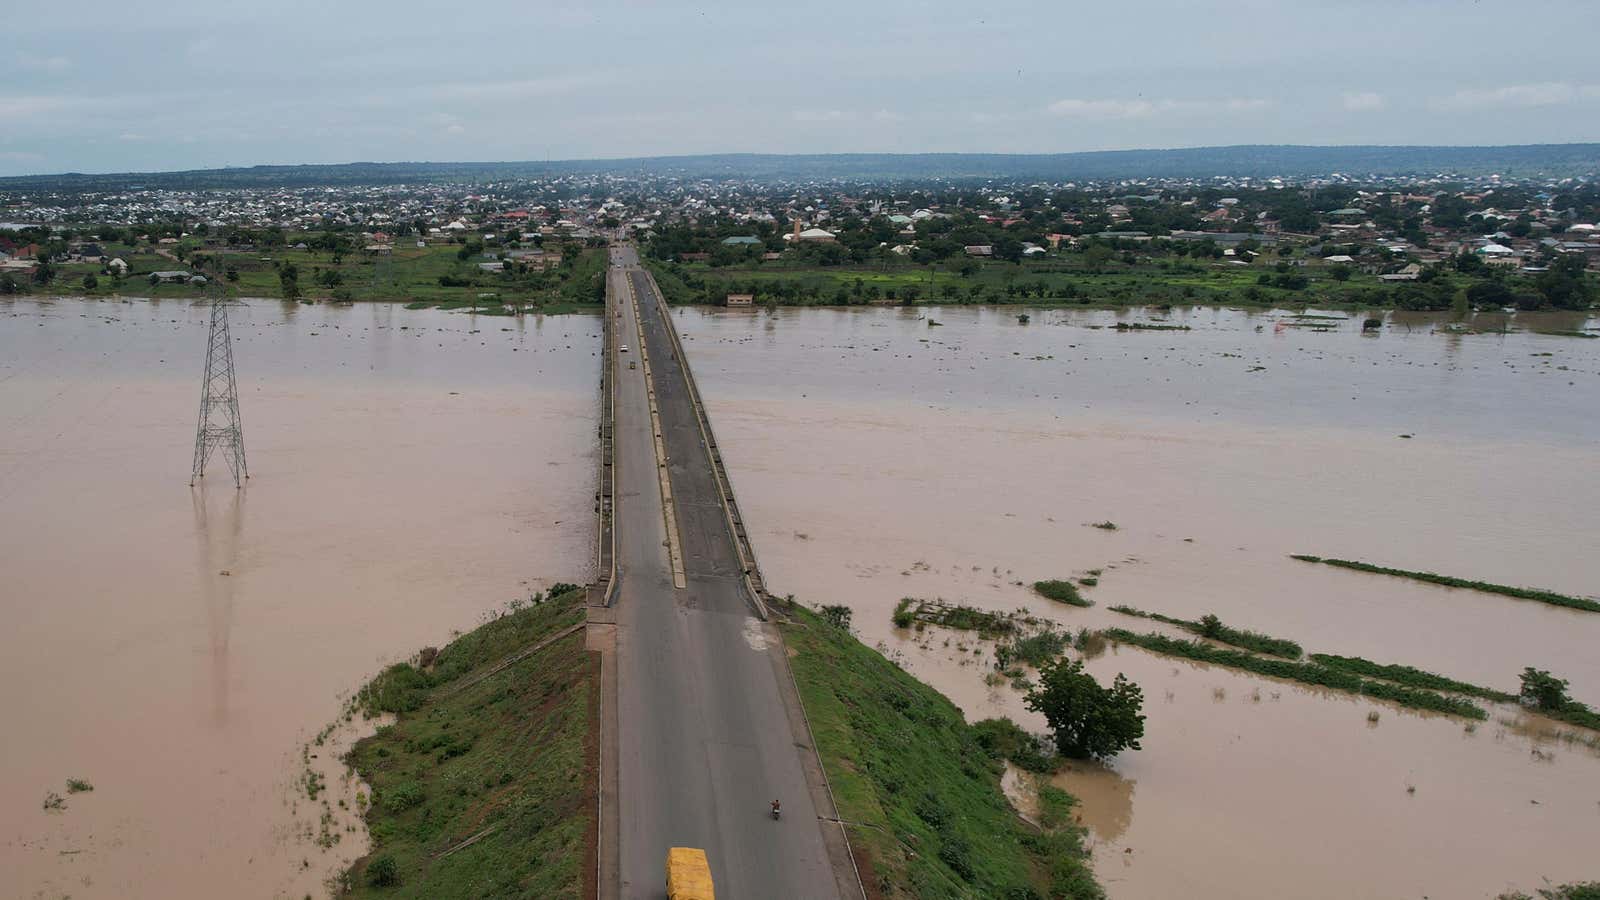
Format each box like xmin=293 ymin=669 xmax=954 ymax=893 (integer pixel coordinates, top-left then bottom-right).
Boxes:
xmin=2 ymin=154 xmax=1596 ymax=314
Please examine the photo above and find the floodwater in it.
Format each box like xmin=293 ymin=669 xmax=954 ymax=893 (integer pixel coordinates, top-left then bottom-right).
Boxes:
xmin=677 ymin=303 xmax=1600 ymax=900
xmin=1 ymin=297 xmax=598 ymax=898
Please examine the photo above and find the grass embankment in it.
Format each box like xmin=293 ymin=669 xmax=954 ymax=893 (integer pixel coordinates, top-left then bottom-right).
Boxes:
xmin=783 ymin=606 xmax=1101 ymax=900
xmin=1107 ymin=606 xmax=1302 ymax=659
xmin=342 ymin=585 xmax=593 ymax=898
xmin=1290 ymin=555 xmax=1600 ymax=614
xmin=1101 ymin=629 xmax=1487 ymax=720
xmin=1033 ymin=580 xmax=1091 ymax=608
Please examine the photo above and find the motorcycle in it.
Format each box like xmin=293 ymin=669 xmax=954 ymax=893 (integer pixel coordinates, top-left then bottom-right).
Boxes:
xmin=770 ymin=800 xmax=781 ymax=821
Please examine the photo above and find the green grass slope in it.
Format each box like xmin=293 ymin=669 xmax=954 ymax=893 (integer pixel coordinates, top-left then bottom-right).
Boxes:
xmin=783 ymin=606 xmax=1101 ymax=900
xmin=342 ymin=586 xmax=593 ymax=899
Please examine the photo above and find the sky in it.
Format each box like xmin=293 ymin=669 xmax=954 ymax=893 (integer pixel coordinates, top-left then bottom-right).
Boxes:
xmin=3 ymin=0 xmax=1599 ymax=177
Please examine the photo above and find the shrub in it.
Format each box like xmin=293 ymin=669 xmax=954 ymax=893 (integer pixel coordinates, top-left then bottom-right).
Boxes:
xmin=366 ymin=853 xmax=399 ymax=887
xmin=819 ymin=604 xmax=853 ymax=630
xmin=892 ymin=598 xmax=915 ymax=629
xmin=938 ymin=835 xmax=975 ymax=881
xmin=914 ymin=791 xmax=950 ymax=831
xmin=382 ymin=781 xmax=423 ymax=812
xmin=1033 ymin=580 xmax=1090 ymax=608
xmin=1006 ymin=629 xmax=1069 ymax=667
xmin=972 ymin=717 xmax=1057 ymax=773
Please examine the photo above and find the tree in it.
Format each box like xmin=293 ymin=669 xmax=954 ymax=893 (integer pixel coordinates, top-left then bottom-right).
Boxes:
xmin=81 ymin=273 xmax=98 ymax=290
xmin=279 ymin=262 xmax=301 ymax=300
xmin=1536 ymin=253 xmax=1593 ymax=310
xmin=1025 ymin=658 xmax=1145 ymax=760
xmin=1466 ymin=280 xmax=1513 ymax=308
xmin=1519 ymin=668 xmax=1569 ymax=711
xmin=1329 ymin=264 xmax=1353 ymax=282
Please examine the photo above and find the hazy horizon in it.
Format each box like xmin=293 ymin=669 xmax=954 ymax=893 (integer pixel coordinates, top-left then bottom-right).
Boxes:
xmin=5 ymin=0 xmax=1600 ymax=178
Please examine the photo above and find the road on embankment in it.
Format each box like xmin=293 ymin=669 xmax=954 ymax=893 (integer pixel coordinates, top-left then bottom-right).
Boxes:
xmin=606 ymin=245 xmax=852 ymax=900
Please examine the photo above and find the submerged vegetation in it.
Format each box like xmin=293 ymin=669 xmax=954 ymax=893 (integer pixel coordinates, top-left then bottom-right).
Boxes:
xmin=1498 ymin=882 xmax=1600 ymax=900
xmin=1311 ymin=654 xmax=1517 ymax=703
xmin=1102 ymin=628 xmax=1488 ymax=720
xmin=895 ymin=597 xmax=1020 ymax=635
xmin=785 ymin=605 xmax=1102 ymax=899
xmin=1109 ymin=606 xmax=1302 ymax=659
xmin=972 ymin=717 xmax=1060 ymax=775
xmin=1519 ymin=668 xmax=1600 ymax=732
xmin=1112 ymin=321 xmax=1191 ymax=331
xmin=1290 ymin=555 xmax=1600 ymax=613
xmin=1033 ymin=579 xmax=1092 ymax=607
xmin=342 ymin=586 xmax=591 ymax=898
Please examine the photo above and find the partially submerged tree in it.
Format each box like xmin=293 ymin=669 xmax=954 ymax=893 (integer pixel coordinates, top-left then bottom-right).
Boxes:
xmin=1519 ymin=668 xmax=1570 ymax=711
xmin=1025 ymin=658 xmax=1145 ymax=760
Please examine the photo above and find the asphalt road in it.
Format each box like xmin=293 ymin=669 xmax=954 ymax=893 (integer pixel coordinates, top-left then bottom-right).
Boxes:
xmin=609 ymin=247 xmax=841 ymax=900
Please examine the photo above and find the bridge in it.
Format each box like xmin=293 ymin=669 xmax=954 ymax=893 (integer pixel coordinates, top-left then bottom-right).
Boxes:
xmin=589 ymin=245 xmax=862 ymax=899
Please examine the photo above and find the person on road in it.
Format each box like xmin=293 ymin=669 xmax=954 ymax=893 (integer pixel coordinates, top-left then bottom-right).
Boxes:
xmin=770 ymin=799 xmax=781 ymax=820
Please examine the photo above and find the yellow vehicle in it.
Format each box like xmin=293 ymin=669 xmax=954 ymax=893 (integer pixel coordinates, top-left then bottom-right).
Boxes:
xmin=666 ymin=847 xmax=714 ymax=900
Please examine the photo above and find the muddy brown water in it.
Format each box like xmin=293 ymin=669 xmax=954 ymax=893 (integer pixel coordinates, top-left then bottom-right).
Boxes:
xmin=677 ymin=304 xmax=1600 ymax=900
xmin=1 ymin=297 xmax=598 ymax=898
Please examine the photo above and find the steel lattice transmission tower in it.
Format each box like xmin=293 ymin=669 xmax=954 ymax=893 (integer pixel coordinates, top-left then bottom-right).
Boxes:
xmin=190 ymin=297 xmax=248 ymax=487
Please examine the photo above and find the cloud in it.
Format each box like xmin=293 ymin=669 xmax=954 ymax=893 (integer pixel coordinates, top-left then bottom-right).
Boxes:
xmin=1342 ymin=91 xmax=1386 ymax=112
xmin=426 ymin=75 xmax=597 ymax=103
xmin=445 ymin=123 xmax=465 ymax=135
xmin=15 ymin=52 xmax=71 ymax=73
xmin=1438 ymin=82 xmax=1600 ymax=110
xmin=792 ymin=109 xmax=852 ymax=122
xmin=0 ymin=94 xmax=82 ymax=117
xmin=1046 ymin=97 xmax=1270 ymax=119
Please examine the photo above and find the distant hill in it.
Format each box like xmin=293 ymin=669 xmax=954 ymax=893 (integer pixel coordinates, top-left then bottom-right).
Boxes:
xmin=5 ymin=145 xmax=1599 ymax=191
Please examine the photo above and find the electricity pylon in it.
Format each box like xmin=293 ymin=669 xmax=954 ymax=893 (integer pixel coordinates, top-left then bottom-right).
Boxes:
xmin=191 ymin=295 xmax=247 ymax=487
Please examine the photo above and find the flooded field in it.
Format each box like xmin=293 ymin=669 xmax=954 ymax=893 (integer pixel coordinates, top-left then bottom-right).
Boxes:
xmin=0 ymin=297 xmax=599 ymax=898
xmin=678 ymin=304 xmax=1600 ymax=900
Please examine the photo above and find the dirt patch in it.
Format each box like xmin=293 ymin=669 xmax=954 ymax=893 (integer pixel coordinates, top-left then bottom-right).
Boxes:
xmin=848 ymin=834 xmax=886 ymax=900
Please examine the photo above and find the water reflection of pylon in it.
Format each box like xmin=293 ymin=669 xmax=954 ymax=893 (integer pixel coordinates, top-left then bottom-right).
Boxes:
xmin=190 ymin=297 xmax=248 ymax=487
xmin=192 ymin=484 xmax=243 ymax=726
